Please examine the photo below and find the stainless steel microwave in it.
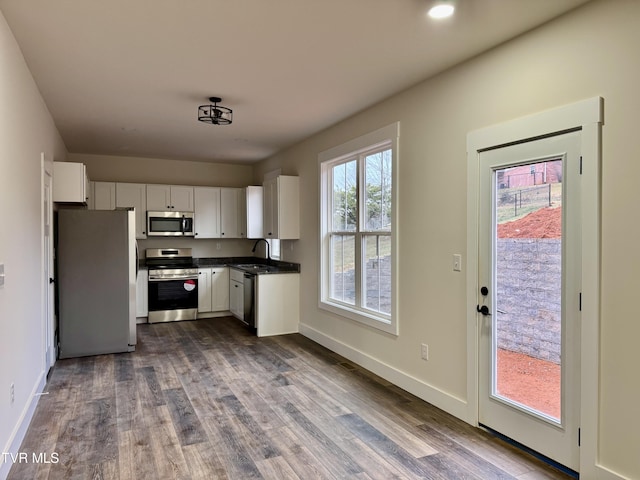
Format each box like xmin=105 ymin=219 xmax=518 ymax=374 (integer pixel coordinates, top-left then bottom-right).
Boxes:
xmin=146 ymin=211 xmax=195 ymax=236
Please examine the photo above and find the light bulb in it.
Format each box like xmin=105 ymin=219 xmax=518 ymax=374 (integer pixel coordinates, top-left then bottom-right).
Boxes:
xmin=428 ymin=3 xmax=454 ymax=19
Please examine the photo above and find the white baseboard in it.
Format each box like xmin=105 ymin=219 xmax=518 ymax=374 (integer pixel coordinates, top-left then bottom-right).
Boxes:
xmin=298 ymin=322 xmax=470 ymax=423
xmin=586 ymin=464 xmax=629 ymax=480
xmin=0 ymin=371 xmax=46 ymax=480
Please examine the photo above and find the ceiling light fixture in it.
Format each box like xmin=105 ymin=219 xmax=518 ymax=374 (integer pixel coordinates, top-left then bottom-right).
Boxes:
xmin=198 ymin=97 xmax=233 ymax=125
xmin=428 ymin=2 xmax=455 ymax=19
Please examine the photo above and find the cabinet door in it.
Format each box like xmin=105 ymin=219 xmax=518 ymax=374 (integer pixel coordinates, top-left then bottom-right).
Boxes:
xmin=93 ymin=182 xmax=116 ymax=210
xmin=246 ymin=186 xmax=264 ymax=239
xmin=263 ymin=177 xmax=277 ymax=238
xmin=194 ymin=187 xmax=221 ymax=238
xmin=146 ymin=184 xmax=172 ymax=210
xmin=170 ymin=186 xmax=195 ymax=211
xmin=220 ymin=188 xmax=240 ymax=238
xmin=198 ymin=268 xmax=212 ymax=313
xmin=53 ymin=162 xmax=88 ymax=203
xmin=116 ymin=183 xmax=147 ymax=239
xmin=277 ymin=176 xmax=300 ymax=239
xmin=136 ymin=269 xmax=148 ymax=318
xmin=238 ymin=188 xmax=247 ymax=239
xmin=211 ymin=267 xmax=230 ymax=311
xmin=229 ymin=280 xmax=244 ymax=320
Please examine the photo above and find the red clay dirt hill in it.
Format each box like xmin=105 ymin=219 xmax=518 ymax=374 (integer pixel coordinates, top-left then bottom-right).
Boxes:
xmin=497 ymin=206 xmax=562 ymax=239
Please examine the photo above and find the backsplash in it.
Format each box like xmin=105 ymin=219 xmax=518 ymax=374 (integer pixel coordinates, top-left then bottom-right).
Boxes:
xmin=138 ymin=237 xmax=256 ymax=259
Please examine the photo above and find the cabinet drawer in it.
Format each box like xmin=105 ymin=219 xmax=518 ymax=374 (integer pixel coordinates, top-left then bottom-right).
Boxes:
xmin=230 ymin=268 xmax=245 ymax=283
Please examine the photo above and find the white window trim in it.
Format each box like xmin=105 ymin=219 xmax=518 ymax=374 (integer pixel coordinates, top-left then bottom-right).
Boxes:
xmin=318 ymin=122 xmax=399 ymax=335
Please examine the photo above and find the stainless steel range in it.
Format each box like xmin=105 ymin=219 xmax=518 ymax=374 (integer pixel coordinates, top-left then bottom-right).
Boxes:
xmin=146 ymin=248 xmax=198 ymax=323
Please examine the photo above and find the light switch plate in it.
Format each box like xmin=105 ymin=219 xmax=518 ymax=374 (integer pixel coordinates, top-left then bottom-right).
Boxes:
xmin=452 ymin=254 xmax=462 ymax=272
xmin=0 ymin=263 xmax=4 ymax=286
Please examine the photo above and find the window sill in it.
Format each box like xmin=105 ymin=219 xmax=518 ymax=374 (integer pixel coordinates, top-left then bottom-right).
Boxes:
xmin=319 ymin=300 xmax=397 ymax=335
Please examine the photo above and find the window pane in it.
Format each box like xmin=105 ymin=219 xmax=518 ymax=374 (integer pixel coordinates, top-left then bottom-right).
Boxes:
xmin=332 ymin=160 xmax=357 ymax=231
xmin=364 ymin=149 xmax=392 ymax=231
xmin=363 ymin=235 xmax=391 ymax=314
xmin=330 ymin=235 xmax=355 ymax=305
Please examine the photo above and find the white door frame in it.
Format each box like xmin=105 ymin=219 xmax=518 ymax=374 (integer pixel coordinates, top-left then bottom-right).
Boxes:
xmin=466 ymin=97 xmax=605 ymax=478
xmin=41 ymin=153 xmax=55 ymax=373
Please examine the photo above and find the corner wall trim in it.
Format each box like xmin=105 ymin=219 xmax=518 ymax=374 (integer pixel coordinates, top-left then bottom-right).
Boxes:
xmin=298 ymin=322 xmax=470 ymax=423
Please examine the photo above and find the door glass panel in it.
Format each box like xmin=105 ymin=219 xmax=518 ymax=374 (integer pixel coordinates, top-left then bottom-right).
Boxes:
xmin=493 ymin=158 xmax=563 ymax=421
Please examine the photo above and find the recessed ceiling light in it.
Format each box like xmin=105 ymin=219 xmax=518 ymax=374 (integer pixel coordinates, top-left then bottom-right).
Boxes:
xmin=428 ymin=3 xmax=455 ymax=19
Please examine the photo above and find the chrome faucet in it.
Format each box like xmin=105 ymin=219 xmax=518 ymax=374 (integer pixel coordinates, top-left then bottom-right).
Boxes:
xmin=251 ymin=238 xmax=270 ymax=260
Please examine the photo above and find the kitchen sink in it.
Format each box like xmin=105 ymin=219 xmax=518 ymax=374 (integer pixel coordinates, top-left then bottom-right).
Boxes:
xmin=233 ymin=263 xmax=275 ymax=273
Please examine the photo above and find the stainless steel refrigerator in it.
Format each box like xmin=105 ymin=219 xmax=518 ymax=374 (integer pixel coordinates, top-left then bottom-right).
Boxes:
xmin=56 ymin=208 xmax=137 ymax=359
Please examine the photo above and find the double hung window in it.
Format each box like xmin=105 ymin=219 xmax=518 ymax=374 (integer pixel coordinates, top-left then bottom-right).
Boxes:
xmin=319 ymin=123 xmax=398 ymax=334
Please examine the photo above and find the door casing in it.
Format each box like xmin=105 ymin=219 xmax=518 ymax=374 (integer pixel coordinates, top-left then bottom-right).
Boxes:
xmin=466 ymin=97 xmax=603 ymax=477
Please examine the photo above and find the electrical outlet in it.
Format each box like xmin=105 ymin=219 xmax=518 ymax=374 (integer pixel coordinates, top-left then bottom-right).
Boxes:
xmin=421 ymin=343 xmax=429 ymax=361
xmin=10 ymin=382 xmax=14 ymax=404
xmin=216 ymin=242 xmax=221 ymax=250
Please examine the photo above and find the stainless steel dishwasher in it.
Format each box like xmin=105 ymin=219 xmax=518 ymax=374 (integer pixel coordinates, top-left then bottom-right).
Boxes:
xmin=243 ymin=272 xmax=256 ymax=329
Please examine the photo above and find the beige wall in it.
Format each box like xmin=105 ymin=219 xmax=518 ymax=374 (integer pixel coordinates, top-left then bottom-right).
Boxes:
xmin=69 ymin=153 xmax=253 ymax=187
xmin=0 ymin=11 xmax=67 ymax=476
xmin=254 ymin=1 xmax=640 ymax=478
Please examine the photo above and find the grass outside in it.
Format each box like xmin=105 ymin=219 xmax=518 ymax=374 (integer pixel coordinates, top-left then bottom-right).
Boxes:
xmin=332 ymin=234 xmax=390 ymax=272
xmin=496 ymin=183 xmax=562 ymax=224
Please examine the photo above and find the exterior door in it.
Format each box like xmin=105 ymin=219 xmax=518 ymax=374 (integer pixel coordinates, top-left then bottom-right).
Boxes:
xmin=478 ymin=130 xmax=581 ymax=471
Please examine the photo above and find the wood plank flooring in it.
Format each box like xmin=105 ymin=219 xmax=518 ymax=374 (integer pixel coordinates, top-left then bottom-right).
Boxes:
xmin=8 ymin=317 xmax=574 ymax=479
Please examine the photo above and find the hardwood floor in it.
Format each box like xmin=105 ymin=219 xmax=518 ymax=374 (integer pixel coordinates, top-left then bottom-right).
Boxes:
xmin=9 ymin=317 xmax=574 ymax=479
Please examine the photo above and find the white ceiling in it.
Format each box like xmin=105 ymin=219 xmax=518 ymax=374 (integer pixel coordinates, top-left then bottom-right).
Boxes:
xmin=0 ymin=0 xmax=591 ymax=164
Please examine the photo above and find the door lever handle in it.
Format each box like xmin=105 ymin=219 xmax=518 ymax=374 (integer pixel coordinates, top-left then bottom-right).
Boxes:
xmin=476 ymin=304 xmax=491 ymax=316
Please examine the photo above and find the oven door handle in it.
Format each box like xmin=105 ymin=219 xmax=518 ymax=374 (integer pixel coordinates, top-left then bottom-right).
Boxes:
xmin=149 ymin=275 xmax=199 ymax=282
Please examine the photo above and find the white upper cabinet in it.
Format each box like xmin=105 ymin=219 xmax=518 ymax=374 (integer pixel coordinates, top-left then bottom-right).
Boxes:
xmin=245 ymin=186 xmax=263 ymax=239
xmin=220 ymin=188 xmax=241 ymax=238
xmin=53 ymin=162 xmax=89 ymax=204
xmin=92 ymin=181 xmax=116 ymax=210
xmin=194 ymin=187 xmax=221 ymax=239
xmin=116 ymin=183 xmax=147 ymax=239
xmin=147 ymin=184 xmax=194 ymax=211
xmin=263 ymin=175 xmax=299 ymax=239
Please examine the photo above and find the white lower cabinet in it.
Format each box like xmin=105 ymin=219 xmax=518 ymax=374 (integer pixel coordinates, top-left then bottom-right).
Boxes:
xmin=256 ymin=273 xmax=299 ymax=337
xmin=229 ymin=269 xmax=244 ymax=321
xmin=136 ymin=269 xmax=148 ymax=320
xmin=198 ymin=267 xmax=230 ymax=316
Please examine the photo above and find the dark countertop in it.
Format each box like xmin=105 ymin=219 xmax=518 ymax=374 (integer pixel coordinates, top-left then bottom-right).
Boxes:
xmin=140 ymin=256 xmax=300 ymax=274
xmin=197 ymin=256 xmax=300 ymax=274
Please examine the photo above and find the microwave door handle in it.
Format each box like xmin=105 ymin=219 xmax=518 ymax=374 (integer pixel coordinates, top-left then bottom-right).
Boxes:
xmin=181 ymin=215 xmax=186 ymax=235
